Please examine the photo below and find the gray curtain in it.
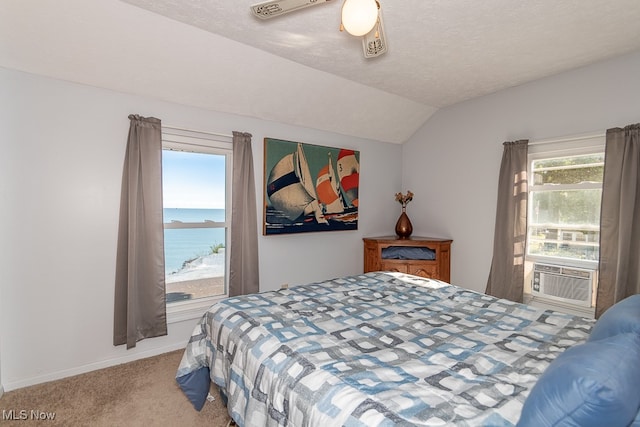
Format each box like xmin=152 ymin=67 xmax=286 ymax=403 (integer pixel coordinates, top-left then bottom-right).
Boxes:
xmin=114 ymin=115 xmax=167 ymax=349
xmin=229 ymin=131 xmax=260 ymax=296
xmin=486 ymin=140 xmax=529 ymax=302
xmin=596 ymin=124 xmax=640 ymax=318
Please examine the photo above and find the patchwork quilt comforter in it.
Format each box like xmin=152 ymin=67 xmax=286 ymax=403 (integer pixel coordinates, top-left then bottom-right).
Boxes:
xmin=176 ymin=272 xmax=594 ymax=426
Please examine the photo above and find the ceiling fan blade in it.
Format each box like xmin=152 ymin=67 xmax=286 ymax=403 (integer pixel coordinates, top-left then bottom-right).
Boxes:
xmin=251 ymin=0 xmax=332 ymax=20
xmin=362 ymin=13 xmax=387 ymax=58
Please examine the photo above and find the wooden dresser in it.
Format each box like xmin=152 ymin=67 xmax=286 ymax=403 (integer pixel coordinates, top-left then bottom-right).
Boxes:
xmin=363 ymin=236 xmax=452 ymax=282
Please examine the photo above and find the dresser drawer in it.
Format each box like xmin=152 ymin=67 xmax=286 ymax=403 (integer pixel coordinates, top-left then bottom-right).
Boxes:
xmin=379 ymin=260 xmax=438 ymax=278
xmin=364 ymin=236 xmax=452 ymax=282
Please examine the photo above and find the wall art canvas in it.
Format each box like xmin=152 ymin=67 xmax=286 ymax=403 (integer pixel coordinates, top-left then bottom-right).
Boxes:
xmin=263 ymin=137 xmax=359 ymax=235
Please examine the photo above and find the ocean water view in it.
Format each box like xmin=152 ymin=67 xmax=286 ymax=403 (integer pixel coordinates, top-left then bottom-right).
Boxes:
xmin=163 ymin=208 xmax=226 ymax=276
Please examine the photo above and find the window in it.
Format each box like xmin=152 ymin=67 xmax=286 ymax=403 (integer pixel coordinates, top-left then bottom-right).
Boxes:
xmin=527 ymin=152 xmax=604 ymax=263
xmin=524 ymin=135 xmax=604 ymax=315
xmin=161 ymin=128 xmax=232 ymax=319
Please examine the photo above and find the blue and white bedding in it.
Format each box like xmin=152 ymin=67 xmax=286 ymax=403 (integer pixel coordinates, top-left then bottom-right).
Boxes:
xmin=176 ymin=272 xmax=595 ymax=426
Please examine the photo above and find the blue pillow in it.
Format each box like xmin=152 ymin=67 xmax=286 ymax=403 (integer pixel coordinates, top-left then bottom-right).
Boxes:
xmin=176 ymin=366 xmax=211 ymax=411
xmin=517 ymin=332 xmax=640 ymax=427
xmin=589 ymin=294 xmax=640 ymax=342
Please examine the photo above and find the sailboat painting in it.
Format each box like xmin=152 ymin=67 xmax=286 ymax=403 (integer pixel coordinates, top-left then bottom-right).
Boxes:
xmin=264 ymin=137 xmax=360 ymax=235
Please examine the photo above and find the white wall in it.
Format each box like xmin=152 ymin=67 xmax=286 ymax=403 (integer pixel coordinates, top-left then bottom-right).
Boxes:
xmin=0 ymin=284 xmax=3 ymax=398
xmin=0 ymin=68 xmax=402 ymax=391
xmin=403 ymin=50 xmax=640 ymax=293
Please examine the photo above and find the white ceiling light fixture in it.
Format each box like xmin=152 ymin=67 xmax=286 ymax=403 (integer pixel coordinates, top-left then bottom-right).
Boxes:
xmin=250 ymin=0 xmax=387 ymax=58
xmin=340 ymin=0 xmax=379 ymax=36
xmin=341 ymin=0 xmax=387 ymax=58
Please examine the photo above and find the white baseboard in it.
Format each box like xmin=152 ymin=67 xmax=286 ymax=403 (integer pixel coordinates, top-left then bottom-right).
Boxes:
xmin=2 ymin=341 xmax=188 ymax=393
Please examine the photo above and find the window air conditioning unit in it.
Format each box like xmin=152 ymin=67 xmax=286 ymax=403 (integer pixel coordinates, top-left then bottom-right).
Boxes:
xmin=532 ymin=263 xmax=597 ymax=308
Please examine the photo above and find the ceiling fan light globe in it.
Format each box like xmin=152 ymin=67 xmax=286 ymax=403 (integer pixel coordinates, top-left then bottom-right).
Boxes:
xmin=341 ymin=0 xmax=378 ymax=37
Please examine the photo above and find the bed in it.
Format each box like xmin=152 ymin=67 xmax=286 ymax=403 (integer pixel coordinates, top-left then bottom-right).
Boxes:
xmin=176 ymin=272 xmax=640 ymax=427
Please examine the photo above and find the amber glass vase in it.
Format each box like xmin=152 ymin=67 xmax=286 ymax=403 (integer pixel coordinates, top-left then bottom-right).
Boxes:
xmin=395 ymin=207 xmax=413 ymax=239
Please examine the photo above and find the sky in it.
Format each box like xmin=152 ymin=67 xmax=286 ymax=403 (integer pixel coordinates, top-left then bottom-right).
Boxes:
xmin=162 ymin=150 xmax=226 ymax=209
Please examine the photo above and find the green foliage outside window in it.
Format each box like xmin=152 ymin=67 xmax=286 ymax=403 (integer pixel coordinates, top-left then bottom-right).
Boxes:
xmin=528 ymin=153 xmax=603 ymax=261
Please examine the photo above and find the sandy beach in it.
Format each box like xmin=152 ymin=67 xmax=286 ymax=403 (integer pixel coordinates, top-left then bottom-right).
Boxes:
xmin=166 ymin=251 xmax=226 ymax=302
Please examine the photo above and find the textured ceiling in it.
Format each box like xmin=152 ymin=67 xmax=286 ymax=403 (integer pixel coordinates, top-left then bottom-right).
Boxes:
xmin=121 ymin=0 xmax=640 ymax=108
xmin=2 ymin=1 xmax=640 ymax=143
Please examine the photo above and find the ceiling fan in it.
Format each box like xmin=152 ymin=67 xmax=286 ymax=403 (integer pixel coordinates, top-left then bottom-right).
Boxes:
xmin=250 ymin=0 xmax=388 ymax=58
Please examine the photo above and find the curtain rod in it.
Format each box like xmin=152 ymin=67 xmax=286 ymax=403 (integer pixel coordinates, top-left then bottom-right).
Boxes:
xmin=162 ymin=124 xmax=232 ymax=139
xmin=529 ymin=131 xmax=604 ymax=146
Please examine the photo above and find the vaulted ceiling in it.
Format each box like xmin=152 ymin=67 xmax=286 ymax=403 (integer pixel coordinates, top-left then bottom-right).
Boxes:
xmin=2 ymin=0 xmax=640 ymax=143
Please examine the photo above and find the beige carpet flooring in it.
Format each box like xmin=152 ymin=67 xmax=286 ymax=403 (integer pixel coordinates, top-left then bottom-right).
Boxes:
xmin=0 ymin=350 xmax=232 ymax=426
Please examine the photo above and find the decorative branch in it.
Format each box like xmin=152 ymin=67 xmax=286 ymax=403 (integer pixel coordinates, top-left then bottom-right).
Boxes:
xmin=395 ymin=191 xmax=414 ymax=208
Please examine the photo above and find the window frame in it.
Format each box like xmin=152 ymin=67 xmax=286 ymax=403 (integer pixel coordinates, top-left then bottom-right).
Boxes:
xmin=523 ymin=134 xmax=604 ymax=317
xmin=161 ymin=128 xmax=233 ymax=323
xmin=525 ymin=134 xmax=605 ymax=270
xmin=527 ymin=153 xmax=604 ymax=267
xmin=526 ymin=135 xmax=605 ymax=270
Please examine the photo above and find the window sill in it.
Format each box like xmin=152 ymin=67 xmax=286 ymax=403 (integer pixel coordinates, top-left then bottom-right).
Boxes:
xmin=166 ymin=295 xmax=227 ymax=324
xmin=524 ymin=293 xmax=595 ymax=319
xmin=526 ymin=255 xmax=598 ymax=270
